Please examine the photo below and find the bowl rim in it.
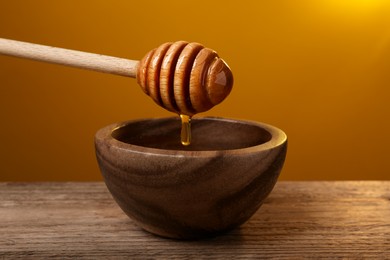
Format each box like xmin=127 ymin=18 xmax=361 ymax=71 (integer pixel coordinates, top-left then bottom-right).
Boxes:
xmin=95 ymin=117 xmax=287 ymax=157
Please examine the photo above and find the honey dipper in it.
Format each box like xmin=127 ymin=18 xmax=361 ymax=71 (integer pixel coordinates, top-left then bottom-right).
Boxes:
xmin=0 ymin=38 xmax=233 ymax=116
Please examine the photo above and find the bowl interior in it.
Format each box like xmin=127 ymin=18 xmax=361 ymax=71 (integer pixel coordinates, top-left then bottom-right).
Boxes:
xmin=111 ymin=117 xmax=272 ymax=151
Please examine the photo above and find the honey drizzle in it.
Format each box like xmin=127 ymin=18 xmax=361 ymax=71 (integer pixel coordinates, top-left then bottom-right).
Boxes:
xmin=180 ymin=114 xmax=192 ymax=146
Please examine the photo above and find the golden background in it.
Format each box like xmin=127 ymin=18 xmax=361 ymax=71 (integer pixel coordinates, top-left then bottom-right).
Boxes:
xmin=1 ymin=1 xmax=389 ymax=181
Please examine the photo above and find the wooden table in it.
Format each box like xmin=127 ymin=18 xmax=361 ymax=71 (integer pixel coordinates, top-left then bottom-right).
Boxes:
xmin=0 ymin=181 xmax=389 ymax=259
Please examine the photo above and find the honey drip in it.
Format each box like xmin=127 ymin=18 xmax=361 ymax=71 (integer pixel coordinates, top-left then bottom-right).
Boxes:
xmin=180 ymin=114 xmax=191 ymax=146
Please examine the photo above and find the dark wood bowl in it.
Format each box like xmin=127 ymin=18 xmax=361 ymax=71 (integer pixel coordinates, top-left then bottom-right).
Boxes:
xmin=95 ymin=117 xmax=287 ymax=239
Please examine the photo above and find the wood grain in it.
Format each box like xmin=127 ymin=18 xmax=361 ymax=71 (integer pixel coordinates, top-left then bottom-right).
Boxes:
xmin=0 ymin=181 xmax=389 ymax=259
xmin=95 ymin=117 xmax=287 ymax=239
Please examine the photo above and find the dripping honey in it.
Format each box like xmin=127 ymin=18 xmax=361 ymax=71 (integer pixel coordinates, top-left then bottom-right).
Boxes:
xmin=180 ymin=114 xmax=191 ymax=146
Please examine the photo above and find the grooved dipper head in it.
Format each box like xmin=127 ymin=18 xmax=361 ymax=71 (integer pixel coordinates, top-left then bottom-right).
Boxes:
xmin=136 ymin=41 xmax=233 ymax=116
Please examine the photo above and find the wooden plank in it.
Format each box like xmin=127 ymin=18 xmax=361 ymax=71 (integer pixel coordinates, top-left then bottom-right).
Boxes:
xmin=0 ymin=181 xmax=389 ymax=259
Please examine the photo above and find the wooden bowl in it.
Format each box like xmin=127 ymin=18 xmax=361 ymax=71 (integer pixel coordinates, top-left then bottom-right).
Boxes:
xmin=95 ymin=117 xmax=287 ymax=239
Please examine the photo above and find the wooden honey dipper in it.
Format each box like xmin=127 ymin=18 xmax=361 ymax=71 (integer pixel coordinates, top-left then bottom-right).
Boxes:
xmin=0 ymin=38 xmax=233 ymax=116
xmin=0 ymin=38 xmax=233 ymax=146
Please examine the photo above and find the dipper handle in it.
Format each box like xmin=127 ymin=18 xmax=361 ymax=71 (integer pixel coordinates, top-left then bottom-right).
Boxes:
xmin=0 ymin=38 xmax=233 ymax=115
xmin=0 ymin=38 xmax=138 ymax=77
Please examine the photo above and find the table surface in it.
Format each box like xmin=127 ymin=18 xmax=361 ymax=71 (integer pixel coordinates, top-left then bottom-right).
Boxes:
xmin=0 ymin=181 xmax=389 ymax=259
